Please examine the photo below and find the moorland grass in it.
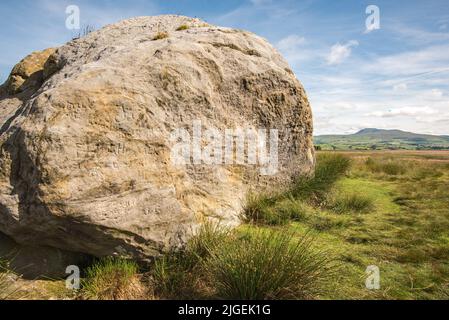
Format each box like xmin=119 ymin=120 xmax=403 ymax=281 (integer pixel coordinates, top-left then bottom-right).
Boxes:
xmin=243 ymin=153 xmax=351 ymax=226
xmin=330 ymin=193 xmax=375 ymax=214
xmin=81 ymin=257 xmax=144 ymax=300
xmin=151 ymin=222 xmax=229 ymax=299
xmin=151 ymin=223 xmax=333 ymax=300
xmin=202 ymin=230 xmax=333 ymax=300
xmin=290 ymin=153 xmax=351 ymax=204
xmin=365 ymin=157 xmax=407 ymax=175
xmin=309 ymin=152 xmax=449 ymax=299
xmin=243 ymin=194 xmax=309 ymax=226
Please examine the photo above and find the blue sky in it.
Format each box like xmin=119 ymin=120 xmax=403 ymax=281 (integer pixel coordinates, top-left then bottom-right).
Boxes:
xmin=1 ymin=0 xmax=449 ymax=135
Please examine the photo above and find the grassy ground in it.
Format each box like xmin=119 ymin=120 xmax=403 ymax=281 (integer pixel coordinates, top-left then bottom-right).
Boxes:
xmin=2 ymin=151 xmax=448 ymax=300
xmin=148 ymin=151 xmax=448 ymax=300
xmin=308 ymin=151 xmax=449 ymax=299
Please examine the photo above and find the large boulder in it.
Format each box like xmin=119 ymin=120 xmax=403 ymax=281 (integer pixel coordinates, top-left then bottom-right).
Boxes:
xmin=0 ymin=15 xmax=314 ymax=263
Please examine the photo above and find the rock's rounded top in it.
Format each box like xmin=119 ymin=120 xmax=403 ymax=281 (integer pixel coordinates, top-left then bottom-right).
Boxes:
xmin=102 ymin=15 xmax=213 ymax=31
xmin=43 ymin=14 xmax=291 ymax=90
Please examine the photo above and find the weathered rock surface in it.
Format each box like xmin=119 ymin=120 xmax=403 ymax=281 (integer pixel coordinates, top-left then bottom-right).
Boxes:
xmin=0 ymin=15 xmax=314 ymax=263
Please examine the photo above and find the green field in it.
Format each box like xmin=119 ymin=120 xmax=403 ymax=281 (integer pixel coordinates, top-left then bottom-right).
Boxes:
xmin=295 ymin=151 xmax=449 ymax=299
xmin=237 ymin=151 xmax=449 ymax=299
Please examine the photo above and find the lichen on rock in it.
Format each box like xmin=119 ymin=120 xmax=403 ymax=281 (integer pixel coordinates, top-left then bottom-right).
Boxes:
xmin=2 ymin=48 xmax=56 ymax=96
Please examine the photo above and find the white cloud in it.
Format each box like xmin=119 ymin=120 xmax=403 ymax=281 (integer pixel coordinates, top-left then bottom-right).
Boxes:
xmin=418 ymin=88 xmax=444 ymax=100
xmin=326 ymin=40 xmax=358 ymax=65
xmin=313 ymin=75 xmax=360 ymax=87
xmin=274 ymin=34 xmax=316 ymax=64
xmin=391 ymin=24 xmax=449 ymax=44
xmin=308 ymin=43 xmax=449 ymax=135
xmin=393 ymin=83 xmax=408 ymax=92
xmin=430 ymin=88 xmax=443 ymax=98
xmin=276 ymin=35 xmax=306 ymax=52
xmin=364 ymin=44 xmax=449 ymax=77
xmin=366 ymin=106 xmax=438 ymax=118
xmin=333 ymin=101 xmax=359 ymax=110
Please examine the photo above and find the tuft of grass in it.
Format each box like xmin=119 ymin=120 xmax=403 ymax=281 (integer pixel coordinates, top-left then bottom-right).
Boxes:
xmin=151 ymin=222 xmax=229 ymax=299
xmin=290 ymin=153 xmax=351 ymax=205
xmin=152 ymin=255 xmax=188 ymax=298
xmin=152 ymin=224 xmax=332 ymax=300
xmin=308 ymin=214 xmax=350 ymax=232
xmin=243 ymin=195 xmax=309 ymax=226
xmin=153 ymin=31 xmax=169 ymax=40
xmin=202 ymin=230 xmax=334 ymax=300
xmin=272 ymin=198 xmax=310 ymax=223
xmin=365 ymin=157 xmax=407 ymax=175
xmin=0 ymin=258 xmax=21 ymax=300
xmin=330 ymin=193 xmax=375 ymax=214
xmin=186 ymin=222 xmax=230 ymax=265
xmin=176 ymin=24 xmax=190 ymax=31
xmin=81 ymin=257 xmax=144 ymax=300
xmin=243 ymin=192 xmax=281 ymax=225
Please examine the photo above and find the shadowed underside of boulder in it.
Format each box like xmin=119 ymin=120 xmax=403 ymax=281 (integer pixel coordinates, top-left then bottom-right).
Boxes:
xmin=0 ymin=15 xmax=314 ymax=263
xmin=0 ymin=231 xmax=91 ymax=279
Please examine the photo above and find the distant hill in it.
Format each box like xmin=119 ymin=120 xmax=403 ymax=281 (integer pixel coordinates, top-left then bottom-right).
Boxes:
xmin=314 ymin=128 xmax=449 ymax=151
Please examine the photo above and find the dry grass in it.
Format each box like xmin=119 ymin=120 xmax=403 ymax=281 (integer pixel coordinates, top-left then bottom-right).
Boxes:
xmin=153 ymin=31 xmax=169 ymax=40
xmin=81 ymin=258 xmax=146 ymax=300
xmin=176 ymin=24 xmax=190 ymax=31
xmin=0 ymin=259 xmax=24 ymax=300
